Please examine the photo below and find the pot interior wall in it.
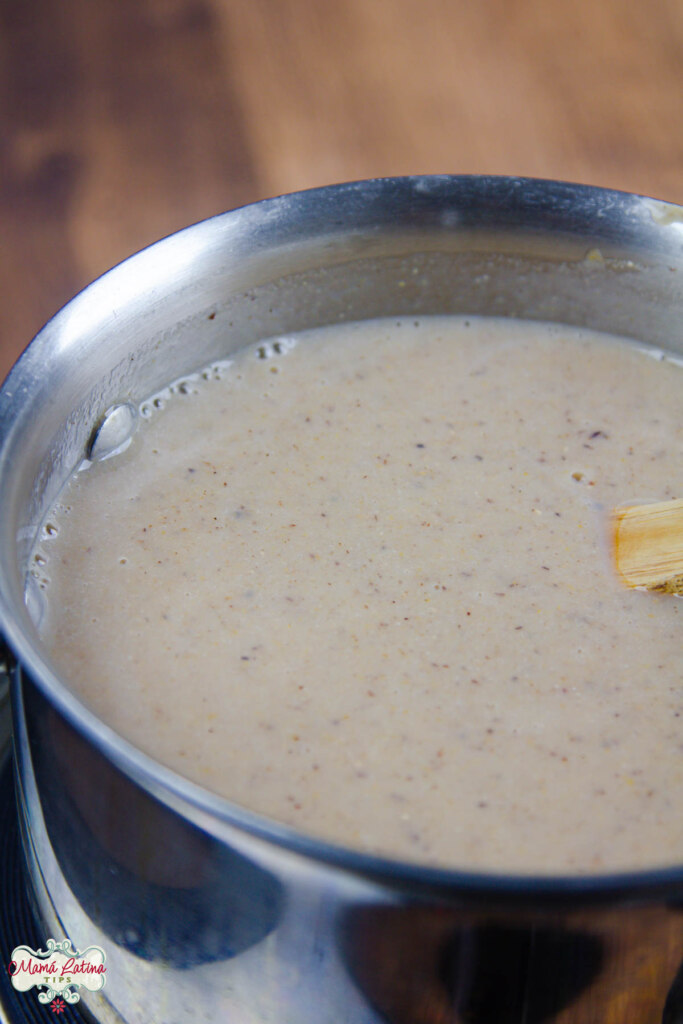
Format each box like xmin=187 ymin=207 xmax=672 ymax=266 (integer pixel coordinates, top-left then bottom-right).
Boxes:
xmin=3 ymin=232 xmax=682 ymax=614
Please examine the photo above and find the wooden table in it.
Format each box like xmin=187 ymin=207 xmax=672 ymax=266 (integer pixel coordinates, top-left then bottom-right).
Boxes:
xmin=0 ymin=0 xmax=681 ymax=380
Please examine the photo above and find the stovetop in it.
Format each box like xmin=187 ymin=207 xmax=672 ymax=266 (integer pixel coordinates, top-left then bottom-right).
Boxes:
xmin=0 ymin=749 xmax=93 ymax=1024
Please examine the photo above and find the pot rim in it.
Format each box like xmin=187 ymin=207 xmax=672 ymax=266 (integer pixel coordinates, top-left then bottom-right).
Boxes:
xmin=3 ymin=174 xmax=683 ymax=903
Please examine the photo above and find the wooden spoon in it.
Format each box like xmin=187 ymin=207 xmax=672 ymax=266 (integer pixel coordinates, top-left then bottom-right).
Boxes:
xmin=614 ymin=498 xmax=683 ymax=594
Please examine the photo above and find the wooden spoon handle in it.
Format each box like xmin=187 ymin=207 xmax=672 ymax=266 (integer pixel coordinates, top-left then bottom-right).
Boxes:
xmin=614 ymin=498 xmax=683 ymax=593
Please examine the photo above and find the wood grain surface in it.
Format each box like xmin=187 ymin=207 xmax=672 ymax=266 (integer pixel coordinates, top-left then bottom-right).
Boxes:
xmin=0 ymin=0 xmax=681 ymax=379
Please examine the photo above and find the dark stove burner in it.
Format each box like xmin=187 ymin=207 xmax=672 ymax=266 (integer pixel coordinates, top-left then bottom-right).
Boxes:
xmin=0 ymin=752 xmax=94 ymax=1024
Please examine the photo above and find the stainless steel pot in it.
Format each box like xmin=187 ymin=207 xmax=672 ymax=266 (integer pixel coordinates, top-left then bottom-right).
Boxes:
xmin=1 ymin=177 xmax=683 ymax=1024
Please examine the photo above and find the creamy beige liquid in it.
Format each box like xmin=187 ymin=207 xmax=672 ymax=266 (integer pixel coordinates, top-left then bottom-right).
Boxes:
xmin=33 ymin=317 xmax=683 ymax=874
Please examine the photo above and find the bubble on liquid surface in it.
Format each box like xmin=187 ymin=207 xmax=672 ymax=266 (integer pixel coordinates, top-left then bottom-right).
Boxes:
xmin=87 ymin=403 xmax=138 ymax=462
xmin=201 ymin=360 xmax=233 ymax=382
xmin=254 ymin=337 xmax=298 ymax=361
